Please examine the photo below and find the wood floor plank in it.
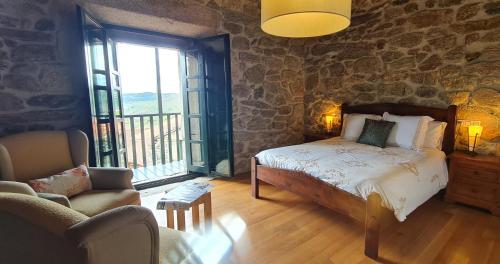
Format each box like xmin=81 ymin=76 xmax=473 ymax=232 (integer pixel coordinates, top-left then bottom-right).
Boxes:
xmin=142 ymin=175 xmax=500 ymax=264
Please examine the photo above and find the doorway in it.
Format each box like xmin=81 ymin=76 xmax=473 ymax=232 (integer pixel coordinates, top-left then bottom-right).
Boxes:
xmin=79 ymin=7 xmax=234 ymax=187
xmin=116 ymin=43 xmax=186 ymax=183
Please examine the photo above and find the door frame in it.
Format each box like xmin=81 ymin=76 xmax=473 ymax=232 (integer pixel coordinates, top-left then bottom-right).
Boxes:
xmin=79 ymin=11 xmax=234 ymax=178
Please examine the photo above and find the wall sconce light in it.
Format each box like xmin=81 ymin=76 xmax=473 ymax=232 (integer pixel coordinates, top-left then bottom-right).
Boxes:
xmin=467 ymin=125 xmax=483 ymax=155
xmin=325 ymin=115 xmax=335 ymax=134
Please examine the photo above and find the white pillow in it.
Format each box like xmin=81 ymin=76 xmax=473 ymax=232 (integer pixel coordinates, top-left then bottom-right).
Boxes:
xmin=382 ymin=112 xmax=434 ymax=150
xmin=423 ymin=121 xmax=447 ymax=150
xmin=341 ymin=113 xmax=382 ymax=140
xmin=28 ymin=165 xmax=92 ymax=198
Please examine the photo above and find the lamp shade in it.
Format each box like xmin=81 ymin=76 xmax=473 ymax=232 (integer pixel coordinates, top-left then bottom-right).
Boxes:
xmin=261 ymin=0 xmax=352 ymax=38
xmin=325 ymin=115 xmax=335 ymax=133
xmin=468 ymin=125 xmax=483 ymax=152
xmin=325 ymin=115 xmax=335 ymax=125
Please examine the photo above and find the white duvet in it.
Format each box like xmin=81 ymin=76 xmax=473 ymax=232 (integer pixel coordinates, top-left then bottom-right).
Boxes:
xmin=256 ymin=137 xmax=448 ymax=222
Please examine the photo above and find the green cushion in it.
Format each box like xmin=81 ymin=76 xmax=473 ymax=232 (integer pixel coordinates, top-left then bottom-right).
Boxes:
xmin=356 ymin=119 xmax=395 ymax=148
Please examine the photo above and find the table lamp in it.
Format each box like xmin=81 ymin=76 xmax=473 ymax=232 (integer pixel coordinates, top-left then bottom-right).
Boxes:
xmin=467 ymin=125 xmax=483 ymax=155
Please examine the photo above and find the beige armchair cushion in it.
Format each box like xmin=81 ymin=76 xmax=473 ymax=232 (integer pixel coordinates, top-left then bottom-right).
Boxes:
xmin=0 ymin=193 xmax=87 ymax=235
xmin=38 ymin=192 xmax=72 ymax=207
xmin=0 ymin=181 xmax=37 ymax=196
xmin=70 ymin=189 xmax=141 ymax=217
xmin=0 ymin=131 xmax=74 ymax=182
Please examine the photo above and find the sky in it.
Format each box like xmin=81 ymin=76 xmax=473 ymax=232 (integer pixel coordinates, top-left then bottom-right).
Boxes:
xmin=116 ymin=42 xmax=181 ymax=94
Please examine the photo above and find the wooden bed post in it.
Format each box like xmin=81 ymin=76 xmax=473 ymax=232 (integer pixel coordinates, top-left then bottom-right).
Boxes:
xmin=251 ymin=157 xmax=260 ymax=198
xmin=365 ymin=193 xmax=382 ymax=259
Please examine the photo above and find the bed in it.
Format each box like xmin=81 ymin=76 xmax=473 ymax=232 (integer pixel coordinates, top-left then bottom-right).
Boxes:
xmin=251 ymin=103 xmax=457 ymax=259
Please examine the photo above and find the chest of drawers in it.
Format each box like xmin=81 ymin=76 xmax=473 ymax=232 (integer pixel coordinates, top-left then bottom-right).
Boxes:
xmin=446 ymin=152 xmax=500 ymax=215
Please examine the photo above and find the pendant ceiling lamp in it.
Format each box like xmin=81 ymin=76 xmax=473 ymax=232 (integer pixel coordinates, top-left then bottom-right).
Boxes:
xmin=261 ymin=0 xmax=352 ymax=38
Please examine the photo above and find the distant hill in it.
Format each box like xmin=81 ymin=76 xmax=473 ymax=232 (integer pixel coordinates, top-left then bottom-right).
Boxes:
xmin=123 ymin=92 xmax=182 ymax=115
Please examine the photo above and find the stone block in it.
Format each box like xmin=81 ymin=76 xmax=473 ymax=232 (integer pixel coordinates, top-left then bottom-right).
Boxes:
xmin=389 ymin=32 xmax=424 ymax=48
xmin=232 ymin=36 xmax=249 ymax=50
xmin=484 ymin=2 xmax=500 ymax=15
xmin=34 ymin=18 xmax=55 ymax=31
xmin=388 ymin=56 xmax=416 ymax=70
xmin=472 ymin=88 xmax=500 ymax=109
xmin=353 ymin=56 xmax=382 ymax=73
xmin=3 ymin=74 xmax=39 ymax=92
xmin=244 ymin=64 xmax=265 ymax=84
xmin=0 ymin=92 xmax=25 ymax=112
xmin=418 ymin=55 xmax=443 ymax=71
xmin=456 ymin=3 xmax=481 ymax=21
xmin=409 ymin=9 xmax=453 ymax=29
xmin=12 ymin=44 xmax=55 ymax=62
xmin=27 ymin=94 xmax=76 ymax=108
xmin=0 ymin=28 xmax=52 ymax=42
xmin=416 ymin=86 xmax=438 ymax=98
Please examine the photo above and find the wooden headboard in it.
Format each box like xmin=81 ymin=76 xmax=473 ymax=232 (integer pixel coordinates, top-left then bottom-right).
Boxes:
xmin=341 ymin=103 xmax=457 ymax=155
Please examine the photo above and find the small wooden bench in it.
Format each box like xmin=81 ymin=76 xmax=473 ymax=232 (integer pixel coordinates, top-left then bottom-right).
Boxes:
xmin=157 ymin=182 xmax=213 ymax=232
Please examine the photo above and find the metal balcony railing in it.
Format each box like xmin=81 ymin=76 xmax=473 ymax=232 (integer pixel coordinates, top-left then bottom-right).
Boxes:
xmin=124 ymin=113 xmax=183 ymax=169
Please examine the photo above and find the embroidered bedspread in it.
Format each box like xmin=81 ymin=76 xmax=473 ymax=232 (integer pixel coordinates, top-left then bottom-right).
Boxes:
xmin=255 ymin=137 xmax=448 ymax=222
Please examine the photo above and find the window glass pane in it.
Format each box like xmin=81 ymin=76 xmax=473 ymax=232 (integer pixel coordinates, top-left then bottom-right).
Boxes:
xmin=117 ymin=122 xmax=125 ymax=149
xmin=187 ymin=78 xmax=199 ymax=89
xmin=101 ymin=154 xmax=113 ymax=167
xmin=189 ymin=117 xmax=201 ymax=140
xmin=120 ymin=152 xmax=127 ymax=168
xmin=113 ymin=89 xmax=122 ymax=117
xmin=188 ymin=91 xmax=200 ymax=114
xmin=186 ymin=51 xmax=199 ymax=76
xmin=112 ymin=74 xmax=120 ymax=88
xmin=108 ymin=39 xmax=118 ymax=72
xmin=190 ymin=143 xmax=204 ymax=166
xmin=95 ymin=89 xmax=109 ymax=118
xmin=93 ymin=73 xmax=107 ymax=86
xmin=116 ymin=43 xmax=158 ymax=115
xmin=159 ymin=48 xmax=182 ymax=114
xmin=90 ymin=37 xmax=105 ymax=71
xmin=98 ymin=123 xmax=113 ymax=153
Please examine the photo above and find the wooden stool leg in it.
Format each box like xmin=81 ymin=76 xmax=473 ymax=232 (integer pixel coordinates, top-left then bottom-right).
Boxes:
xmin=204 ymin=193 xmax=212 ymax=231
xmin=166 ymin=209 xmax=174 ymax=229
xmin=177 ymin=209 xmax=186 ymax=231
xmin=192 ymin=204 xmax=200 ymax=230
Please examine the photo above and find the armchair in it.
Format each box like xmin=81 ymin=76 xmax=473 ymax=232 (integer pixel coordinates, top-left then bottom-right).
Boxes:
xmin=0 ymin=130 xmax=140 ymax=216
xmin=0 ymin=192 xmax=159 ymax=264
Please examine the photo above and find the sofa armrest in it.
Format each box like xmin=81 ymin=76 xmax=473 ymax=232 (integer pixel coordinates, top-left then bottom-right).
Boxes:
xmin=37 ymin=192 xmax=71 ymax=208
xmin=65 ymin=206 xmax=159 ymax=264
xmin=88 ymin=167 xmax=134 ymax=190
xmin=0 ymin=181 xmax=37 ymax=196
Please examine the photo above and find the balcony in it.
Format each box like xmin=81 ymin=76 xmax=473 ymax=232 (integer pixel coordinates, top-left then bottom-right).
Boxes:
xmin=124 ymin=113 xmax=186 ymax=183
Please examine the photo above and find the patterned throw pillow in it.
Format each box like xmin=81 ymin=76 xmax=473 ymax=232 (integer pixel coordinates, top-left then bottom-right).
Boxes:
xmin=28 ymin=165 xmax=92 ymax=198
xmin=356 ymin=119 xmax=396 ymax=148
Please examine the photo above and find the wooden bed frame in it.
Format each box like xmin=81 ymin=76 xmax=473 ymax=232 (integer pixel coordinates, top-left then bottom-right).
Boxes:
xmin=251 ymin=103 xmax=457 ymax=259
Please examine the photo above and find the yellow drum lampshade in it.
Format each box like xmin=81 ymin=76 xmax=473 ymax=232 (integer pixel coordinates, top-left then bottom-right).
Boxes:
xmin=467 ymin=125 xmax=483 ymax=152
xmin=261 ymin=0 xmax=352 ymax=38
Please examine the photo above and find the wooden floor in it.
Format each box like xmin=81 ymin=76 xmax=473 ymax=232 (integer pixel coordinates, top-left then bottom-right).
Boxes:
xmin=143 ymin=175 xmax=500 ymax=264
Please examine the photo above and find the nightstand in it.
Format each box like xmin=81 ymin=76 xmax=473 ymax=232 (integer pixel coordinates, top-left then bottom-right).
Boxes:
xmin=445 ymin=151 xmax=500 ymax=216
xmin=304 ymin=133 xmax=335 ymax=143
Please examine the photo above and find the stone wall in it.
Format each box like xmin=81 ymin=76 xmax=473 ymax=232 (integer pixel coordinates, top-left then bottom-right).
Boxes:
xmin=0 ymin=0 xmax=305 ymax=174
xmin=219 ymin=9 xmax=305 ymax=173
xmin=304 ymin=0 xmax=500 ymax=155
xmin=0 ymin=0 xmax=90 ymax=136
